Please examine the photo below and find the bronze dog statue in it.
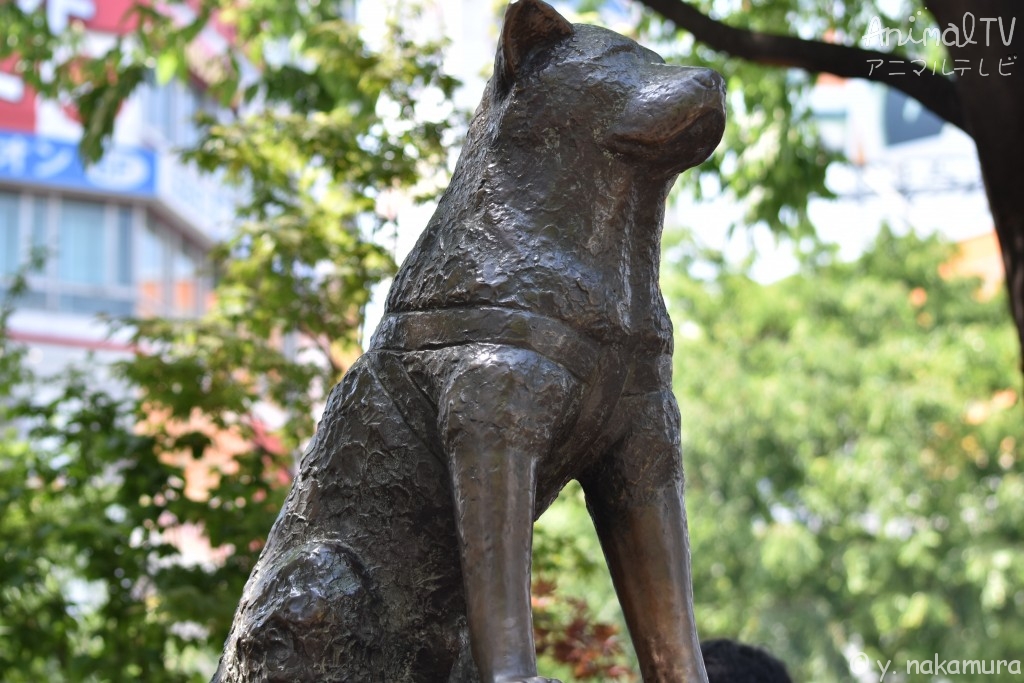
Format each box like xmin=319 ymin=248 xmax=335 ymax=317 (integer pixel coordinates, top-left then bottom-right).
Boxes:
xmin=214 ymin=1 xmax=725 ymax=680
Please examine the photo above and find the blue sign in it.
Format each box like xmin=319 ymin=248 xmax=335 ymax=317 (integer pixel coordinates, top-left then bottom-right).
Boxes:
xmin=0 ymin=131 xmax=156 ymax=196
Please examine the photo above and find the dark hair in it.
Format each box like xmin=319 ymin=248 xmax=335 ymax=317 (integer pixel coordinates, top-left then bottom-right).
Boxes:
xmin=701 ymin=639 xmax=794 ymax=683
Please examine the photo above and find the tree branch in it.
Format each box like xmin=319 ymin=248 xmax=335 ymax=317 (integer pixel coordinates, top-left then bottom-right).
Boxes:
xmin=636 ymin=0 xmax=967 ymax=132
xmin=301 ymin=325 xmax=344 ymax=376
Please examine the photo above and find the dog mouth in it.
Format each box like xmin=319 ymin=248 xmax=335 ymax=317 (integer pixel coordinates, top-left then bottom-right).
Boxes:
xmin=661 ymin=106 xmax=727 ymax=170
xmin=606 ymin=66 xmax=726 ymax=171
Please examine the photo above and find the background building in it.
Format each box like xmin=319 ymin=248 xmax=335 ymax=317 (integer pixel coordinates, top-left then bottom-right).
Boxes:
xmin=0 ymin=0 xmax=237 ymax=376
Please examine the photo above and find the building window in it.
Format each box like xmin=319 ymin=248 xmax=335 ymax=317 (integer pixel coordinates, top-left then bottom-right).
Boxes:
xmin=142 ymin=74 xmax=214 ymax=149
xmin=138 ymin=218 xmax=168 ymax=317
xmin=31 ymin=196 xmax=47 ymax=274
xmin=1 ymin=190 xmax=19 ymax=275
xmin=58 ymin=199 xmax=106 ymax=285
xmin=140 ymin=212 xmax=206 ymax=318
xmin=172 ymin=243 xmax=201 ymax=317
xmin=117 ymin=206 xmax=133 ymax=286
xmin=0 ymin=191 xmax=208 ymax=318
xmin=50 ymin=198 xmax=134 ymax=316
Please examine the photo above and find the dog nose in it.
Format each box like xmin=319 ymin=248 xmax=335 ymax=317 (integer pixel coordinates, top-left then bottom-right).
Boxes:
xmin=692 ymin=68 xmax=724 ymax=92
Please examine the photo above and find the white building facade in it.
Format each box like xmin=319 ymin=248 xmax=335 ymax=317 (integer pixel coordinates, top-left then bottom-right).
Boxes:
xmin=0 ymin=0 xmax=237 ymax=372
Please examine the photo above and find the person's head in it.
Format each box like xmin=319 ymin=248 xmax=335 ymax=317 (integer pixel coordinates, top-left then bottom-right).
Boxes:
xmin=701 ymin=638 xmax=794 ymax=683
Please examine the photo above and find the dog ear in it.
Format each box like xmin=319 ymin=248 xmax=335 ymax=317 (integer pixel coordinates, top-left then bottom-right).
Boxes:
xmin=494 ymin=0 xmax=573 ymax=96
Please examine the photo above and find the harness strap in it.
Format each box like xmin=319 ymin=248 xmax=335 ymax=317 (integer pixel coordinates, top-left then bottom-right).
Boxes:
xmin=371 ymin=351 xmax=446 ymax=464
xmin=369 ymin=306 xmax=672 ymax=460
xmin=371 ymin=306 xmax=602 ymax=382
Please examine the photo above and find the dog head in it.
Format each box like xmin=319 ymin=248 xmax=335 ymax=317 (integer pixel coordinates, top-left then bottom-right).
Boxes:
xmin=490 ymin=0 xmax=726 ymax=178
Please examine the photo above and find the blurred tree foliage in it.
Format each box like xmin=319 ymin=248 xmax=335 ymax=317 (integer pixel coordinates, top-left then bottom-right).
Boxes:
xmin=532 ymin=482 xmax=638 ymax=681
xmin=1 ymin=316 xmax=290 ymax=682
xmin=675 ymin=228 xmax=1020 ymax=681
xmin=0 ymin=1 xmax=458 ymax=680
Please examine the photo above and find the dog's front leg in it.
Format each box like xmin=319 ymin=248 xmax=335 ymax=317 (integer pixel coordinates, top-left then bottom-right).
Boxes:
xmin=580 ymin=390 xmax=708 ymax=683
xmin=439 ymin=347 xmax=575 ymax=683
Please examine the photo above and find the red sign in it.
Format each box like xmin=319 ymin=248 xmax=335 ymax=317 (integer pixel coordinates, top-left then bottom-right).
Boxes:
xmin=82 ymin=0 xmax=139 ymax=33
xmin=0 ymin=56 xmax=36 ymax=133
xmin=14 ymin=0 xmax=138 ymax=34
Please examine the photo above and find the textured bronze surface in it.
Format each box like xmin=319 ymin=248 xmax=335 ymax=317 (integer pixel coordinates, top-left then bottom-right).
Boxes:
xmin=214 ymin=1 xmax=725 ymax=680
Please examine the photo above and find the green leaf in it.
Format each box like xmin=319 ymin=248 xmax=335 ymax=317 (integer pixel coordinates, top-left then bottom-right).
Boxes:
xmin=155 ymin=52 xmax=179 ymax=85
